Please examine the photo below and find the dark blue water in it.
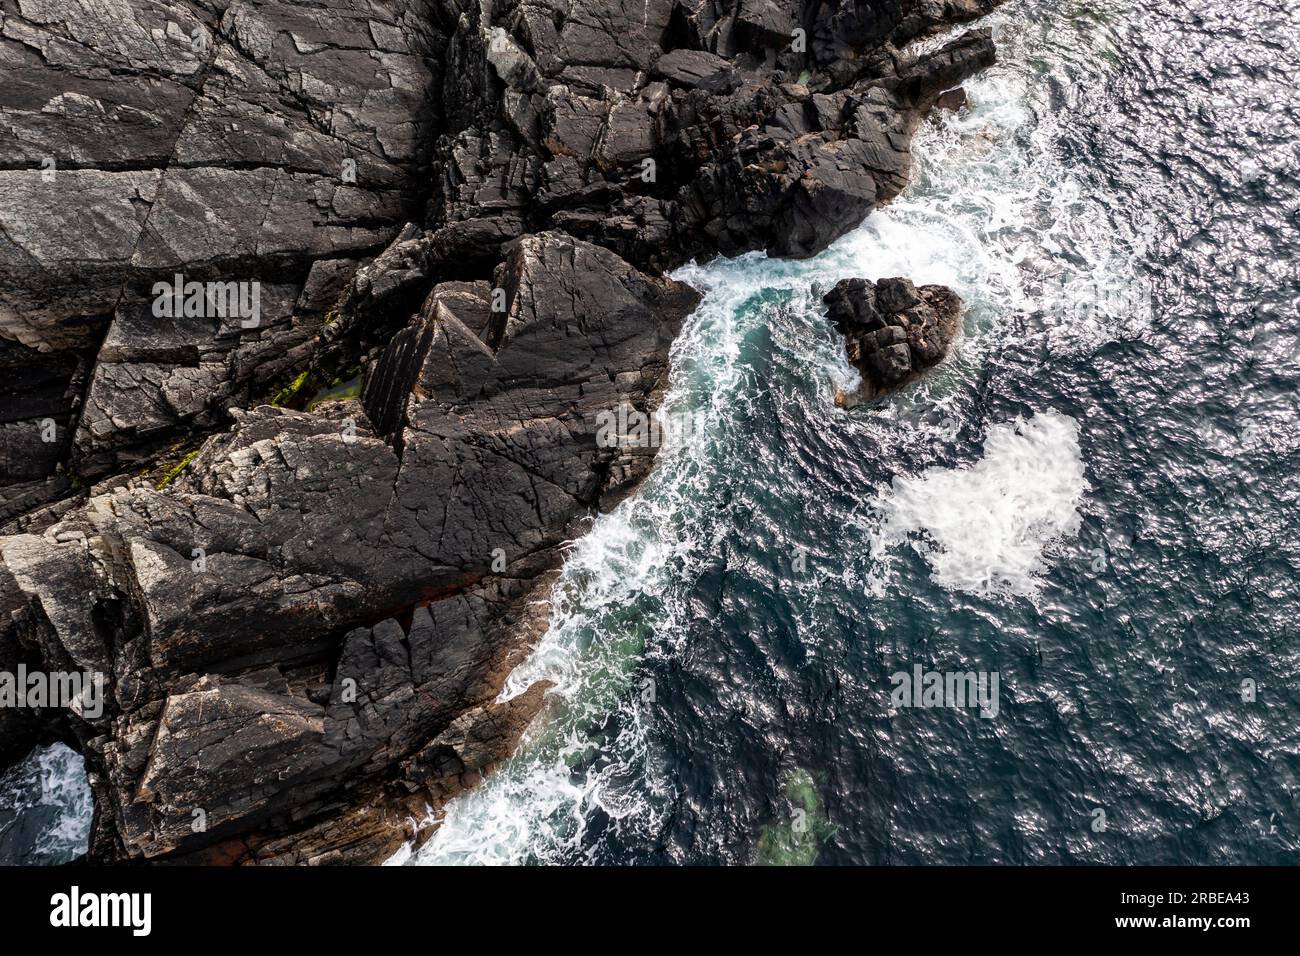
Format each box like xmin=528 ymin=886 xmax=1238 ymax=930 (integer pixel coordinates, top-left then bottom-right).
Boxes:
xmin=407 ymin=0 xmax=1300 ymax=866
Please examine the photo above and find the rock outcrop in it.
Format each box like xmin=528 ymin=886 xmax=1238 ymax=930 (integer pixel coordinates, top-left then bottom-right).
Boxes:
xmin=0 ymin=0 xmax=1005 ymax=862
xmin=823 ymin=275 xmax=962 ymax=401
xmin=4 ymin=230 xmax=697 ymax=863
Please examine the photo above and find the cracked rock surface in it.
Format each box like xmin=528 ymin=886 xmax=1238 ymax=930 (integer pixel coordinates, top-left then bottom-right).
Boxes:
xmin=823 ymin=274 xmax=962 ymax=402
xmin=1 ymin=0 xmax=1002 ymax=862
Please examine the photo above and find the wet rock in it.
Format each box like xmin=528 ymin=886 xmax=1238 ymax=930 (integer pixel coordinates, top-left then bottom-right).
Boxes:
xmin=824 ymin=276 xmax=963 ymax=401
xmin=936 ymin=86 xmax=969 ymax=111
xmin=402 ymin=680 xmax=555 ymax=798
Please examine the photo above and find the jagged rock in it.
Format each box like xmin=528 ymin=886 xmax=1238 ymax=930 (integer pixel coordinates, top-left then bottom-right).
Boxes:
xmin=422 ymin=5 xmax=999 ymax=272
xmin=653 ymin=49 xmax=740 ymax=92
xmin=734 ymin=0 xmax=794 ymax=52
xmin=375 ymin=231 xmax=701 ymax=574
xmin=0 ymin=0 xmax=444 ymax=491
xmin=402 ymin=680 xmax=555 ymax=798
xmin=558 ymin=0 xmax=676 ymax=71
xmin=0 ymin=564 xmax=43 ymax=766
xmin=0 ymin=232 xmax=698 ymax=861
xmin=936 ymin=86 xmax=969 ymax=111
xmin=485 ymin=27 xmax=544 ymax=92
xmin=823 ymin=276 xmax=963 ymax=401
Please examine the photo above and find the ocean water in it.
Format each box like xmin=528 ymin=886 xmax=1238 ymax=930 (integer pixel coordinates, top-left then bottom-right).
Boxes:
xmin=407 ymin=0 xmax=1300 ymax=864
xmin=0 ymin=744 xmax=92 ymax=865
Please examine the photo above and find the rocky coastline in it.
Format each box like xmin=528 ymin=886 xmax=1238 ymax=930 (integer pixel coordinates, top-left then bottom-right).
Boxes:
xmin=0 ymin=0 xmax=1002 ymax=863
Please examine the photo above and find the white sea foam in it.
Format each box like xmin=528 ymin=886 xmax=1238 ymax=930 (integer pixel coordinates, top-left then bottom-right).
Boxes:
xmin=406 ymin=257 xmax=755 ymax=865
xmin=0 ymin=742 xmax=93 ymax=864
xmin=400 ymin=3 xmax=1128 ymax=865
xmin=871 ymin=411 xmax=1088 ymax=596
xmin=407 ymin=503 xmax=683 ymax=865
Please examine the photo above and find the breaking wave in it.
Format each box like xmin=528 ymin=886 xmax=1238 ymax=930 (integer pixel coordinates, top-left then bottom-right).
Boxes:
xmin=402 ymin=0 xmax=1146 ymax=866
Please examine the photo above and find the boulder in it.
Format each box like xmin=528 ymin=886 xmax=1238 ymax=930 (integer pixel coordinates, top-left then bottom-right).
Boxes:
xmin=824 ymin=276 xmax=963 ymax=401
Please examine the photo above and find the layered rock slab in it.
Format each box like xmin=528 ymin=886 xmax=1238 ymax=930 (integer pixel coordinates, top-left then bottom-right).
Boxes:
xmin=0 ymin=232 xmax=699 ymax=861
xmin=0 ymin=0 xmax=444 ymax=493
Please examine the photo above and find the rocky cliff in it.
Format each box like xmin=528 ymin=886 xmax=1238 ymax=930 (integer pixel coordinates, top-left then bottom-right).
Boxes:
xmin=0 ymin=0 xmax=1002 ymax=862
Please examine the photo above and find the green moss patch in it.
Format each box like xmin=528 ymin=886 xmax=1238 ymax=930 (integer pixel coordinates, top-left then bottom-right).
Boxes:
xmin=755 ymin=768 xmax=836 ymax=865
xmin=307 ymin=372 xmax=364 ymax=410
xmin=270 ymin=370 xmax=313 ymax=408
xmin=155 ymin=449 xmax=200 ymax=490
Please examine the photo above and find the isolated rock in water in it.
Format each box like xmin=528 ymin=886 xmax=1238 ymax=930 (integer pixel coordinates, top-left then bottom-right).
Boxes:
xmin=823 ymin=276 xmax=962 ymax=401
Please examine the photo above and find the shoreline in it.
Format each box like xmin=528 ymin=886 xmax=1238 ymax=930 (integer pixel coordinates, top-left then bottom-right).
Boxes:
xmin=0 ymin=0 xmax=1008 ymax=863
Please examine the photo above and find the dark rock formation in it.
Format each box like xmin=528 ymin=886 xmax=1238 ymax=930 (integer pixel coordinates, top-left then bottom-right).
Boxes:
xmin=1 ymin=0 xmax=1005 ymax=863
xmin=4 ymin=230 xmax=696 ymax=863
xmin=823 ymin=275 xmax=962 ymax=401
xmin=935 ymin=86 xmax=969 ymax=112
xmin=1 ymin=0 xmax=444 ymax=522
